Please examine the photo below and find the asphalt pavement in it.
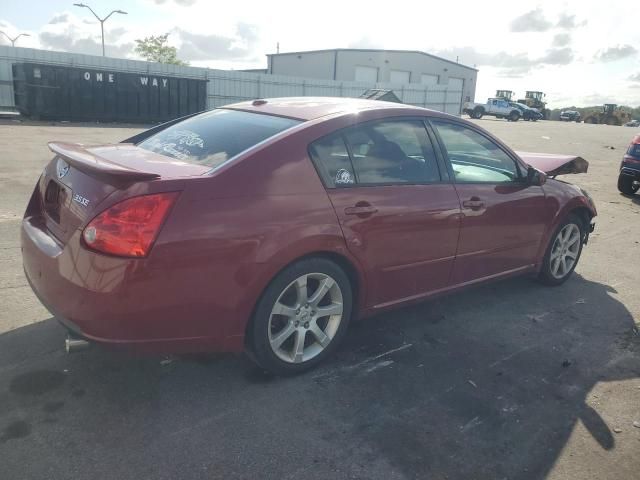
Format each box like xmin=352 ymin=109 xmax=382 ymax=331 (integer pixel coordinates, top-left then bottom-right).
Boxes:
xmin=0 ymin=118 xmax=639 ymax=480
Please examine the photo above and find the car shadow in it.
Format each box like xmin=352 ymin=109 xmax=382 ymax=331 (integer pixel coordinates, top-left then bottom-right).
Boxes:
xmin=618 ymin=190 xmax=640 ymax=205
xmin=627 ymin=194 xmax=640 ymax=206
xmin=0 ymin=274 xmax=637 ymax=480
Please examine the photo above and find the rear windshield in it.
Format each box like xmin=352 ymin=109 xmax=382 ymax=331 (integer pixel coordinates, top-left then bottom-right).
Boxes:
xmin=138 ymin=109 xmax=301 ymax=168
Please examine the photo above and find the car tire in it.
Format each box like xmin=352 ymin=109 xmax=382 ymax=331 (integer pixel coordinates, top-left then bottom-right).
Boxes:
xmin=617 ymin=174 xmax=639 ymax=195
xmin=473 ymin=107 xmax=484 ymax=119
xmin=247 ymin=257 xmax=353 ymax=375
xmin=509 ymin=110 xmax=520 ymax=122
xmin=538 ymin=214 xmax=585 ymax=286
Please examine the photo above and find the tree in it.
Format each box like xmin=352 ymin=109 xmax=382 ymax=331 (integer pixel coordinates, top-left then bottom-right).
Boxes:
xmin=134 ymin=33 xmax=188 ymax=66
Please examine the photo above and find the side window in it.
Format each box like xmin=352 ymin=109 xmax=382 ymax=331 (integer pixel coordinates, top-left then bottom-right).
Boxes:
xmin=309 ymin=134 xmax=356 ymax=188
xmin=343 ymin=119 xmax=441 ymax=185
xmin=432 ymin=121 xmax=520 ymax=183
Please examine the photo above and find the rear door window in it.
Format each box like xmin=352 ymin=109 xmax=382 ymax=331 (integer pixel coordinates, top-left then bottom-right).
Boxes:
xmin=309 ymin=134 xmax=356 ymax=188
xmin=343 ymin=119 xmax=441 ymax=185
xmin=139 ymin=109 xmax=301 ymax=169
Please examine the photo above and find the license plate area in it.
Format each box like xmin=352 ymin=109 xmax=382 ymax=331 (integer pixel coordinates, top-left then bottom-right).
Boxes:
xmin=44 ymin=180 xmax=66 ymax=224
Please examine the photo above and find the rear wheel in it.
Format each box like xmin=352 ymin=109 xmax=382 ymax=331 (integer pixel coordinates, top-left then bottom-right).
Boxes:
xmin=538 ymin=215 xmax=585 ymax=286
xmin=509 ymin=110 xmax=520 ymax=122
xmin=248 ymin=258 xmax=352 ymax=375
xmin=618 ymin=174 xmax=639 ymax=195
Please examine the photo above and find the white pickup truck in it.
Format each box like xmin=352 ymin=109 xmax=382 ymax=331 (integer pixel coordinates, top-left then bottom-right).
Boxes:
xmin=463 ymin=98 xmax=522 ymax=121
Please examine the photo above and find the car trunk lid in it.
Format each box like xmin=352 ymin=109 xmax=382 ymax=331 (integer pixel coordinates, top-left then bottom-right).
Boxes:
xmin=516 ymin=151 xmax=589 ymax=176
xmin=40 ymin=142 xmax=209 ymax=245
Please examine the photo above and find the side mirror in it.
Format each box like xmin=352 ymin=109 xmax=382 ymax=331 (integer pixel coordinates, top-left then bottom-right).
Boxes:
xmin=526 ymin=166 xmax=547 ymax=186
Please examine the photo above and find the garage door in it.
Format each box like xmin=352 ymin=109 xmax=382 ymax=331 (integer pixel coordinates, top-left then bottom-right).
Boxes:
xmin=420 ymin=74 xmax=439 ymax=85
xmin=446 ymin=77 xmax=464 ymax=115
xmin=355 ymin=66 xmax=378 ymax=83
xmin=390 ymin=70 xmax=410 ymax=84
xmin=448 ymin=77 xmax=464 ymax=91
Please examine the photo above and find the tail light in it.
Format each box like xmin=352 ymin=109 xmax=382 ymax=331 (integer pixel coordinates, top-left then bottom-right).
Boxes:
xmin=82 ymin=192 xmax=179 ymax=258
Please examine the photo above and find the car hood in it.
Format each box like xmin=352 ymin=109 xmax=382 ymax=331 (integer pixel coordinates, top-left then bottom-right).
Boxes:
xmin=516 ymin=151 xmax=589 ymax=176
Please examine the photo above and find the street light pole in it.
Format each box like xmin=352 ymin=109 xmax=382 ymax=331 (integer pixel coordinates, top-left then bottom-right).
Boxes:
xmin=73 ymin=3 xmax=127 ymax=57
xmin=0 ymin=31 xmax=31 ymax=47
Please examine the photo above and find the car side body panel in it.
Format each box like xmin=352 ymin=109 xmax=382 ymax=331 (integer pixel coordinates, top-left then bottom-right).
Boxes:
xmin=327 ymin=184 xmax=462 ymax=309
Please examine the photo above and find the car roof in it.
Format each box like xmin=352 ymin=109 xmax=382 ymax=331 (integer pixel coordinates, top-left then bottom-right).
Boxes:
xmin=223 ymin=96 xmax=427 ymax=121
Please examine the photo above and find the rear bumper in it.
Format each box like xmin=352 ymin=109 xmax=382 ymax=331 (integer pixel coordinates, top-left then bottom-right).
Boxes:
xmin=21 ymin=215 xmax=243 ymax=353
xmin=620 ymin=166 xmax=640 ymax=179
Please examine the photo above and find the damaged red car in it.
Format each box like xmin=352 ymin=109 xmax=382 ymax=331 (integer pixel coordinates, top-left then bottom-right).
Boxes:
xmin=22 ymin=97 xmax=596 ymax=374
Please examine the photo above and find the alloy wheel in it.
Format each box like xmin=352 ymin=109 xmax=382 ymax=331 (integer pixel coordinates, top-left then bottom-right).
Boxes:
xmin=549 ymin=223 xmax=581 ymax=279
xmin=268 ymin=273 xmax=343 ymax=364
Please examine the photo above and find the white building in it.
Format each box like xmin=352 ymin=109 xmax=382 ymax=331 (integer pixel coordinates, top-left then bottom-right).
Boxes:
xmin=267 ymin=48 xmax=478 ymax=105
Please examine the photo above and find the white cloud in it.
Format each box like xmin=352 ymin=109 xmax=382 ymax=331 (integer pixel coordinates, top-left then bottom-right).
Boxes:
xmin=594 ymin=45 xmax=637 ymax=62
xmin=511 ymin=8 xmax=552 ymax=32
xmin=174 ymin=23 xmax=259 ymax=61
xmin=153 ymin=0 xmax=197 ymax=5
xmin=552 ymin=33 xmax=571 ymax=47
xmin=0 ymin=19 xmax=38 ymax=48
xmin=557 ymin=12 xmax=588 ymax=29
xmin=37 ymin=11 xmax=132 ymax=57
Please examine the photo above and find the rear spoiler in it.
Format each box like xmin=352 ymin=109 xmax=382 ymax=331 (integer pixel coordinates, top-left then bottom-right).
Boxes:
xmin=516 ymin=151 xmax=589 ymax=177
xmin=48 ymin=142 xmax=160 ymax=183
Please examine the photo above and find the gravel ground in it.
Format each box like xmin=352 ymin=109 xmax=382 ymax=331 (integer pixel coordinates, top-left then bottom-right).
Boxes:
xmin=0 ymin=117 xmax=638 ymax=480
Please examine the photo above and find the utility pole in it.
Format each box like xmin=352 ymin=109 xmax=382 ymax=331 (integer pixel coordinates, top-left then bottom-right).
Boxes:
xmin=73 ymin=3 xmax=127 ymax=56
xmin=0 ymin=31 xmax=30 ymax=47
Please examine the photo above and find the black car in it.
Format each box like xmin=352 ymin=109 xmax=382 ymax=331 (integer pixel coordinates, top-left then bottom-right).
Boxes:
xmin=560 ymin=110 xmax=581 ymax=122
xmin=510 ymin=102 xmax=543 ymax=121
xmin=618 ymin=134 xmax=640 ymax=195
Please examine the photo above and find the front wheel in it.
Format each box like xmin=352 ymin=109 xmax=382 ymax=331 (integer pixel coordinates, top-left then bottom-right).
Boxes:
xmin=538 ymin=215 xmax=585 ymax=286
xmin=618 ymin=174 xmax=639 ymax=195
xmin=248 ymin=258 xmax=352 ymax=375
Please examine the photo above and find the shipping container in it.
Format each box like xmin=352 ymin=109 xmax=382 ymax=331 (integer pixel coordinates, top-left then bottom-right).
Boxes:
xmin=12 ymin=62 xmax=207 ymax=123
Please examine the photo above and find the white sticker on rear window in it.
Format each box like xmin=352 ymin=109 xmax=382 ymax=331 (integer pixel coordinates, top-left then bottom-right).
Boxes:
xmin=170 ymin=130 xmax=205 ymax=149
xmin=151 ymin=130 xmax=206 ymax=161
xmin=335 ymin=169 xmax=354 ymax=185
xmin=160 ymin=143 xmax=190 ymax=161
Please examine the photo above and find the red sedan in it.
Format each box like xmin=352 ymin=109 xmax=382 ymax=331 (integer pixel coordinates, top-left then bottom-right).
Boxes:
xmin=22 ymin=97 xmax=596 ymax=374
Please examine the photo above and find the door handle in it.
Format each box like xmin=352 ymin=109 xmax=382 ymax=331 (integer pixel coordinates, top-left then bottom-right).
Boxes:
xmin=344 ymin=203 xmax=378 ymax=217
xmin=462 ymin=197 xmax=484 ymax=210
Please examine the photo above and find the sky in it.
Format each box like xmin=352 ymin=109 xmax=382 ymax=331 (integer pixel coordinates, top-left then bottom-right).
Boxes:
xmin=1 ymin=0 xmax=639 ymax=108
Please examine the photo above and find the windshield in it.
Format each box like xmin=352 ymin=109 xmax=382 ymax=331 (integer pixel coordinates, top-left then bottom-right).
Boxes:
xmin=138 ymin=109 xmax=301 ymax=169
